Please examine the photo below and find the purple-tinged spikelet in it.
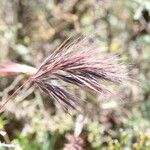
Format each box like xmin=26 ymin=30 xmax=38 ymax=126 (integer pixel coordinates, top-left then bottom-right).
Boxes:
xmin=0 ymin=37 xmax=128 ymax=112
xmin=31 ymin=37 xmax=127 ymax=110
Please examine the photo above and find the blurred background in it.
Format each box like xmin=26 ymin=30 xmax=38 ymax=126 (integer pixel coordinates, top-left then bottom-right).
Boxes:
xmin=0 ymin=0 xmax=150 ymax=149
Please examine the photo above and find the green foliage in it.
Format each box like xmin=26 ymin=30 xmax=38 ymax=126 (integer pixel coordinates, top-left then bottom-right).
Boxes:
xmin=87 ymin=121 xmax=102 ymax=149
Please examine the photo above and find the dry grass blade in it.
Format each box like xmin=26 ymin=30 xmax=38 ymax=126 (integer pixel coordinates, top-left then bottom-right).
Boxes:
xmin=0 ymin=63 xmax=37 ymax=77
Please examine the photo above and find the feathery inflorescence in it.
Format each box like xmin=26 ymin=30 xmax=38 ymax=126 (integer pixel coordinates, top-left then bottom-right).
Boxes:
xmin=30 ymin=36 xmax=127 ymax=110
